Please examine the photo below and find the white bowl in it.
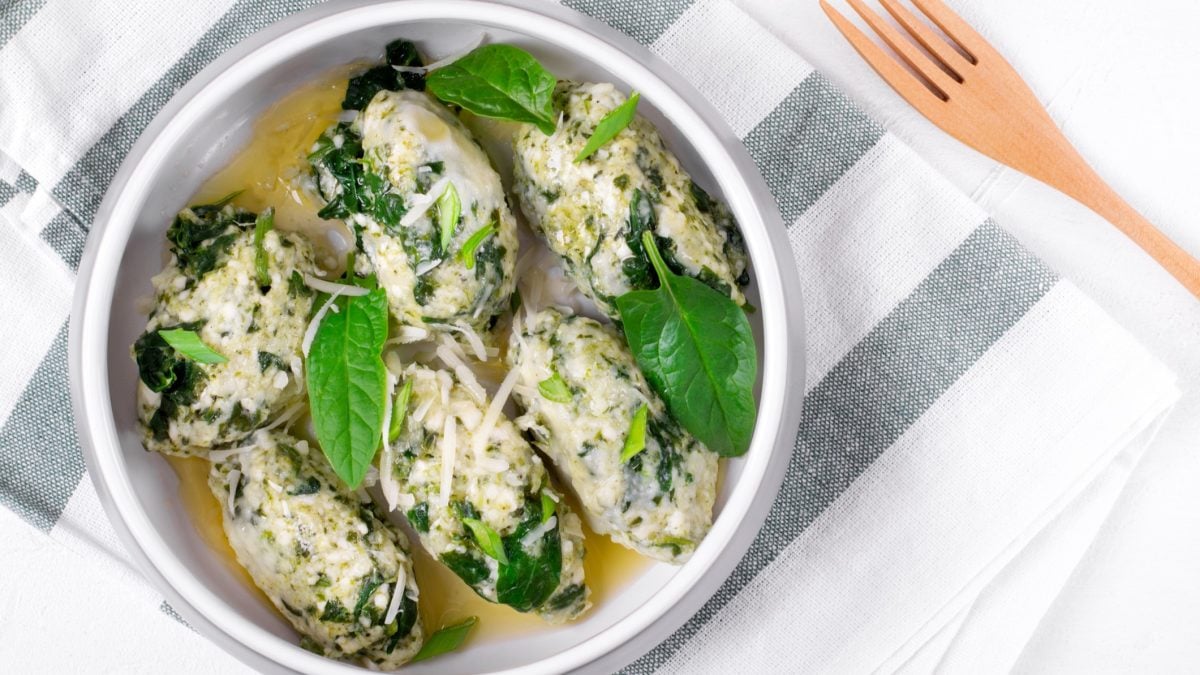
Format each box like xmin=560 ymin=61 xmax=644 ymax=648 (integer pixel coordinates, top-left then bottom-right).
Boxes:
xmin=69 ymin=1 xmax=806 ymax=672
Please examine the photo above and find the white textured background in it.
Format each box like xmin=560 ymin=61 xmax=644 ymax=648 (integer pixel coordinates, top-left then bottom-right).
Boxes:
xmin=1 ymin=1 xmax=1197 ymax=672
xmin=740 ymin=0 xmax=1200 ymax=670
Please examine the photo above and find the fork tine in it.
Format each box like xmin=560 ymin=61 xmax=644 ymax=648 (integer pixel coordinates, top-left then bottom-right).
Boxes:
xmin=909 ymin=0 xmax=992 ymax=64
xmin=843 ymin=0 xmax=958 ymax=99
xmin=878 ymin=0 xmax=970 ymax=80
xmin=819 ymin=0 xmax=947 ymax=113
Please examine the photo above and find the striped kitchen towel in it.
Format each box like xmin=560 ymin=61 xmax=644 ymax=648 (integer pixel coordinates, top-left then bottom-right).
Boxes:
xmin=0 ymin=0 xmax=1180 ymax=672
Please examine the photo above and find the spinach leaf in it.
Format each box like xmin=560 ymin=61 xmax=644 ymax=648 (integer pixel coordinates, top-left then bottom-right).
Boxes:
xmin=621 ymin=189 xmax=656 ymax=288
xmin=439 ymin=551 xmax=490 ymax=586
xmin=412 ymin=617 xmax=477 ymax=663
xmin=537 ymin=372 xmax=571 ymax=403
xmin=342 ymin=39 xmax=426 ymax=110
xmin=253 ymin=207 xmax=274 ymax=289
xmin=615 ymin=231 xmax=757 ymax=457
xmin=545 ymin=583 xmax=586 ymax=612
xmin=575 ymin=91 xmax=639 ymax=162
xmin=462 ymin=517 xmax=508 ymax=565
xmin=352 ymin=570 xmax=386 ymax=621
xmin=384 ymin=594 xmax=420 ymax=654
xmin=406 ymin=502 xmax=429 ymax=533
xmin=495 ymin=499 xmax=562 ymax=611
xmin=620 ymin=403 xmax=649 ymax=462
xmin=158 ymin=329 xmax=227 ymax=364
xmin=166 ymin=200 xmax=255 ymax=281
xmin=426 ymin=45 xmax=557 ymax=134
xmin=135 ymin=326 xmax=209 ymax=440
xmin=319 ymin=599 xmax=353 ymax=623
xmin=306 ymin=287 xmax=390 ymax=488
xmin=257 ymin=350 xmax=289 ymax=374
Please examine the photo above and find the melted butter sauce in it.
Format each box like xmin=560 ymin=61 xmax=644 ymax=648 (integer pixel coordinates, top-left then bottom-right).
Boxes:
xmin=167 ymin=71 xmax=651 ymax=646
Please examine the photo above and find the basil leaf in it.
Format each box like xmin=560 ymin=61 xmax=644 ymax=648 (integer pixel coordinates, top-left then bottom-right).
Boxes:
xmin=620 ymin=403 xmax=649 ymax=462
xmin=426 ymin=44 xmax=557 ymax=134
xmin=537 ymin=372 xmax=571 ymax=403
xmin=158 ymin=329 xmax=227 ymax=364
xmin=306 ymin=287 xmax=390 ymax=487
xmin=458 ymin=221 xmax=497 ymax=269
xmin=575 ymin=91 xmax=639 ymax=162
xmin=615 ymin=232 xmax=757 ymax=457
xmin=253 ymin=207 xmax=274 ymax=289
xmin=388 ymin=378 xmax=414 ymax=443
xmin=462 ymin=517 xmax=509 ymax=564
xmin=436 ymin=181 xmax=461 ymax=253
xmin=412 ymin=617 xmax=477 ymax=663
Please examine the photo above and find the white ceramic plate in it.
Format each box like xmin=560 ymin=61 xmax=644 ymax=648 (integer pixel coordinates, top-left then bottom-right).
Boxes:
xmin=69 ymin=1 xmax=806 ymax=672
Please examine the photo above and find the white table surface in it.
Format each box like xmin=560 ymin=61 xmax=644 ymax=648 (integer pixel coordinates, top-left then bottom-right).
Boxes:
xmin=1 ymin=1 xmax=1196 ymax=672
xmin=736 ymin=0 xmax=1200 ymax=670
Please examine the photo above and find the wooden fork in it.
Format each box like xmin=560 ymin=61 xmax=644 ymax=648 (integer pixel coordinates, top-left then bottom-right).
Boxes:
xmin=821 ymin=0 xmax=1200 ymax=299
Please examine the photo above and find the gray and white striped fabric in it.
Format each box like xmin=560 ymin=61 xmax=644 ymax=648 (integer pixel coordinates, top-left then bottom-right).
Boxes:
xmin=0 ymin=0 xmax=1179 ymax=672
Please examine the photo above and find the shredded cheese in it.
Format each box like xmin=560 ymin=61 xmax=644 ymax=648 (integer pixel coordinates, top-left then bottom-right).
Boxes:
xmin=447 ymin=322 xmax=488 ymax=361
xmin=391 ymin=33 xmax=485 ymax=74
xmin=387 ymin=326 xmax=431 ymax=344
xmin=302 ymin=290 xmax=343 ymax=356
xmin=414 ymin=258 xmax=442 ymax=276
xmin=379 ymin=373 xmax=399 ymax=510
xmin=225 ymin=469 xmax=241 ymax=516
xmin=471 ymin=365 xmax=521 ymax=458
xmin=302 ymin=274 xmax=369 ymax=297
xmin=208 ymin=440 xmax=259 ymax=463
xmin=435 ymin=342 xmax=486 ymax=404
xmin=398 ymin=177 xmax=450 ymax=229
xmin=438 ymin=412 xmax=456 ymax=507
xmin=521 ymin=515 xmax=557 ymax=550
xmin=260 ymin=401 xmax=305 ymax=433
xmin=384 ymin=568 xmax=408 ymax=625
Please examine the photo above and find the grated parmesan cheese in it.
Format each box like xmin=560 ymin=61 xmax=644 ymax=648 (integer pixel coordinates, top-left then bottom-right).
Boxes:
xmin=303 ymin=274 xmax=370 ymax=297
xmin=391 ymin=33 xmax=485 ymax=74
xmin=438 ymin=412 xmax=456 ymax=507
xmin=302 ymin=291 xmax=343 ymax=356
xmin=384 ymin=567 xmax=408 ymax=625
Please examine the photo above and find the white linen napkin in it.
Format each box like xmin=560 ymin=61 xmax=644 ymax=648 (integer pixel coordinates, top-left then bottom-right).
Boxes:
xmin=0 ymin=0 xmax=1180 ymax=672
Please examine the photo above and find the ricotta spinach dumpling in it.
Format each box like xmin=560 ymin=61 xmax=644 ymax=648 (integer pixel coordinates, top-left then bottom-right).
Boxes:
xmin=310 ymin=88 xmax=518 ymax=330
xmin=508 ymin=308 xmax=717 ymax=564
xmin=209 ymin=430 xmax=423 ymax=668
xmin=133 ymin=198 xmax=318 ymax=456
xmin=385 ymin=364 xmax=589 ymax=623
xmin=512 ymin=81 xmax=749 ymax=318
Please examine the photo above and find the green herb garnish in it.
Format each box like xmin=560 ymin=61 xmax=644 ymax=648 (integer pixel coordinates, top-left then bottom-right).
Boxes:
xmin=306 ymin=286 xmax=390 ymax=488
xmin=388 ymin=378 xmax=414 ymax=443
xmin=540 ymin=491 xmax=556 ymax=524
xmin=462 ymin=517 xmax=509 ymax=565
xmin=436 ymin=181 xmax=461 ymax=253
xmin=537 ymin=372 xmax=571 ymax=403
xmin=620 ymin=403 xmax=649 ymax=462
xmin=412 ymin=617 xmax=477 ymax=662
xmin=426 ymin=44 xmax=557 ymax=134
xmin=459 ymin=221 xmax=497 ymax=269
xmin=616 ymin=231 xmax=757 ymax=456
xmin=575 ymin=91 xmax=639 ymax=162
xmin=158 ymin=329 xmax=227 ymax=364
xmin=253 ymin=207 xmax=274 ymax=289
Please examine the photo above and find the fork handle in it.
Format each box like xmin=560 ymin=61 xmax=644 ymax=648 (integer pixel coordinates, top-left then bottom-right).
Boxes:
xmin=1037 ymin=137 xmax=1200 ymax=299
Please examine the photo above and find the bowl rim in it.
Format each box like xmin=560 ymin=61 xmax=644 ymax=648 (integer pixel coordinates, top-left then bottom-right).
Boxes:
xmin=68 ymin=1 xmax=807 ymax=673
